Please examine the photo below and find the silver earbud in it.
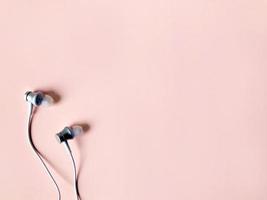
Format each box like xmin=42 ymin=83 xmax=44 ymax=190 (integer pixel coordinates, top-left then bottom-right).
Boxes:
xmin=55 ymin=126 xmax=83 ymax=143
xmin=56 ymin=125 xmax=83 ymax=199
xmin=25 ymin=91 xmax=54 ymax=106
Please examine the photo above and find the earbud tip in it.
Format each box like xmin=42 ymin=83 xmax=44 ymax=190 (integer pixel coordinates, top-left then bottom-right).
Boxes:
xmin=41 ymin=95 xmax=54 ymax=106
xmin=71 ymin=126 xmax=83 ymax=136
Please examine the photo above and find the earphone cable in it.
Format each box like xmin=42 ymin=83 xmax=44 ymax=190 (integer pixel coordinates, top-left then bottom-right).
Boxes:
xmin=64 ymin=141 xmax=81 ymax=200
xmin=27 ymin=103 xmax=61 ymax=200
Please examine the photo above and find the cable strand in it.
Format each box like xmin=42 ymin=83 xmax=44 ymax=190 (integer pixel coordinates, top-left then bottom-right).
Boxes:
xmin=27 ymin=103 xmax=61 ymax=200
xmin=64 ymin=141 xmax=81 ymax=200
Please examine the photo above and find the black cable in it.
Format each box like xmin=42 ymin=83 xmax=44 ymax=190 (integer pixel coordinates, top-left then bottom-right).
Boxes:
xmin=64 ymin=141 xmax=81 ymax=200
xmin=27 ymin=103 xmax=61 ymax=200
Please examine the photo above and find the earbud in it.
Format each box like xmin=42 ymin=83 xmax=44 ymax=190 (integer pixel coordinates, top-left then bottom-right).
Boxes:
xmin=25 ymin=89 xmax=81 ymax=199
xmin=56 ymin=125 xmax=83 ymax=199
xmin=55 ymin=126 xmax=83 ymax=143
xmin=25 ymin=91 xmax=54 ymax=106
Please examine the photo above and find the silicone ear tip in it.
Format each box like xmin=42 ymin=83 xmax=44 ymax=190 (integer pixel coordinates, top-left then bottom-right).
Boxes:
xmin=41 ymin=95 xmax=54 ymax=106
xmin=71 ymin=126 xmax=83 ymax=136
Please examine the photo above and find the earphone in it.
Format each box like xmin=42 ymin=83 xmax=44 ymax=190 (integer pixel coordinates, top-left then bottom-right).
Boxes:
xmin=25 ymin=91 xmax=54 ymax=106
xmin=56 ymin=126 xmax=83 ymax=143
xmin=56 ymin=126 xmax=83 ymax=200
xmin=25 ymin=90 xmax=82 ymax=200
xmin=56 ymin=125 xmax=83 ymax=200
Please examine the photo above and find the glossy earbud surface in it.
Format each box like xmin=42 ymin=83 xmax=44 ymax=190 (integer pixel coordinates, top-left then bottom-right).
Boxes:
xmin=25 ymin=91 xmax=54 ymax=106
xmin=55 ymin=126 xmax=83 ymax=143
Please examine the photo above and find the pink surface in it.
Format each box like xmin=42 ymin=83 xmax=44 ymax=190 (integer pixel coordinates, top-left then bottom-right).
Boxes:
xmin=0 ymin=0 xmax=267 ymax=199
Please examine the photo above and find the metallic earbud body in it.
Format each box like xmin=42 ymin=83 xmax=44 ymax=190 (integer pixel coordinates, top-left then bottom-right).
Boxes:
xmin=56 ymin=126 xmax=83 ymax=143
xmin=56 ymin=127 xmax=74 ymax=143
xmin=25 ymin=91 xmax=54 ymax=106
xmin=25 ymin=91 xmax=45 ymax=106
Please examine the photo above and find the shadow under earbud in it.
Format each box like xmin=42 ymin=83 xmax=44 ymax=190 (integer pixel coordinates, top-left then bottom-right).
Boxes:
xmin=75 ymin=123 xmax=90 ymax=133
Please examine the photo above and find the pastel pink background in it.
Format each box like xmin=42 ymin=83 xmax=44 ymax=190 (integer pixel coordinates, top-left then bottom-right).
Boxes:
xmin=0 ymin=0 xmax=267 ymax=199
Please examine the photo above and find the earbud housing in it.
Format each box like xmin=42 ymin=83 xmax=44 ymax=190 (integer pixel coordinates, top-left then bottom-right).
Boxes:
xmin=56 ymin=126 xmax=83 ymax=143
xmin=25 ymin=91 xmax=45 ymax=106
xmin=25 ymin=91 xmax=54 ymax=106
